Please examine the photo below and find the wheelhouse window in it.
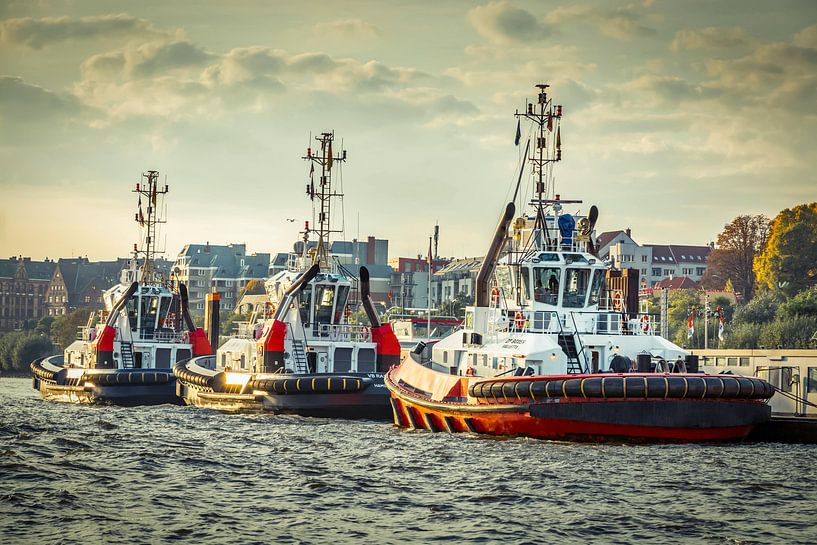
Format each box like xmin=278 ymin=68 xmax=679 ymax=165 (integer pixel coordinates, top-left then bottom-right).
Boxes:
xmin=588 ymin=269 xmax=605 ymax=306
xmin=314 ymin=284 xmax=335 ymax=325
xmin=532 ymin=267 xmax=561 ymax=305
xmin=333 ymin=285 xmax=350 ymax=323
xmin=140 ymin=295 xmax=160 ymax=332
xmin=562 ymin=269 xmax=590 ymax=308
xmin=298 ymin=286 xmax=313 ymax=325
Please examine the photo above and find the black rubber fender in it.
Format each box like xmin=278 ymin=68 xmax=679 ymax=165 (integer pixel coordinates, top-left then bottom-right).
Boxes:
xmin=248 ymin=376 xmax=369 ymax=395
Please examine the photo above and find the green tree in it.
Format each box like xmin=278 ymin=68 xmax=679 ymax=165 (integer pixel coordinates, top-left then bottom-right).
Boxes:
xmin=13 ymin=334 xmax=54 ymax=371
xmin=0 ymin=331 xmax=54 ymax=374
xmin=732 ymin=290 xmax=783 ymax=325
xmin=701 ymin=214 xmax=770 ymax=300
xmin=759 ymin=315 xmax=817 ymax=349
xmin=754 ymin=203 xmax=817 ymax=296
xmin=722 ymin=322 xmax=763 ymax=349
xmin=50 ymin=308 xmax=93 ymax=350
xmin=664 ymin=289 xmax=700 ymax=345
xmin=777 ymin=286 xmax=817 ymax=319
xmin=220 ymin=309 xmax=252 ymax=336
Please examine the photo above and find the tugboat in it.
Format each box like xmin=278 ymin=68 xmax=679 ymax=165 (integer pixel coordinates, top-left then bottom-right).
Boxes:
xmin=30 ymin=171 xmax=212 ymax=405
xmin=385 ymin=85 xmax=774 ymax=442
xmin=174 ymin=132 xmax=400 ymax=418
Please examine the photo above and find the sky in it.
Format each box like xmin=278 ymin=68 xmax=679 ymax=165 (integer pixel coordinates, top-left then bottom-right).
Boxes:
xmin=1 ymin=0 xmax=816 ymax=262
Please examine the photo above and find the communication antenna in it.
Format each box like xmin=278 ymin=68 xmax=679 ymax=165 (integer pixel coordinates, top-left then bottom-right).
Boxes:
xmin=133 ymin=170 xmax=169 ymax=280
xmin=302 ymin=131 xmax=347 ymax=270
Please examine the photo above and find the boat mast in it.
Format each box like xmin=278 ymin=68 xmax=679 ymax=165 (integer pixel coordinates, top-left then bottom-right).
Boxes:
xmin=303 ymin=132 xmax=346 ymax=271
xmin=133 ymin=170 xmax=168 ymax=280
xmin=514 ymin=84 xmax=563 ymax=251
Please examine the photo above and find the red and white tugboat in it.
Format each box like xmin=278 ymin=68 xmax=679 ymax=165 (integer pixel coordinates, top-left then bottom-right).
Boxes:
xmin=385 ymin=85 xmax=774 ymax=442
xmin=175 ymin=132 xmax=401 ymax=418
xmin=31 ymin=171 xmax=212 ymax=405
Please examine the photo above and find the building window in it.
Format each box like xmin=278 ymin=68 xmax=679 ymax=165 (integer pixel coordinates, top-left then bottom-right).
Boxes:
xmin=808 ymin=368 xmax=817 ymax=393
xmin=739 ymin=357 xmax=750 ymax=367
xmin=697 ymin=268 xmax=706 ymax=276
xmin=664 ymin=269 xmax=672 ymax=276
xmin=652 ymin=268 xmax=661 ymax=276
xmin=641 ymin=255 xmax=647 ymax=262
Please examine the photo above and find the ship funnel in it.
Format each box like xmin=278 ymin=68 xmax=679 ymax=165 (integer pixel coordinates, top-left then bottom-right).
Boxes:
xmin=359 ymin=266 xmax=381 ymax=328
xmin=586 ymin=205 xmax=599 ymax=257
xmin=475 ymin=202 xmax=516 ymax=307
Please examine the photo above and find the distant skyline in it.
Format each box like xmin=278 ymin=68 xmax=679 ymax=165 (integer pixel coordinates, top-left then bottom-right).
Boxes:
xmin=1 ymin=0 xmax=816 ymax=261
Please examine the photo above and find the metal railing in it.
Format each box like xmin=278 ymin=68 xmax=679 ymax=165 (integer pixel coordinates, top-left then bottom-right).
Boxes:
xmin=502 ymin=309 xmax=662 ymax=337
xmin=318 ymin=323 xmax=372 ymax=343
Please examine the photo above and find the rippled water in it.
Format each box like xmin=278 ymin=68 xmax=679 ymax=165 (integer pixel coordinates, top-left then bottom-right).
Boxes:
xmin=2 ymin=378 xmax=816 ymax=544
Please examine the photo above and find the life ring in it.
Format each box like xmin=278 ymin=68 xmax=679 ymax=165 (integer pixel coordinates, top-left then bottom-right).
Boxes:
xmin=613 ymin=291 xmax=623 ymax=311
xmin=490 ymin=287 xmax=500 ymax=306
xmin=514 ymin=311 xmax=525 ymax=329
xmin=639 ymin=314 xmax=650 ymax=332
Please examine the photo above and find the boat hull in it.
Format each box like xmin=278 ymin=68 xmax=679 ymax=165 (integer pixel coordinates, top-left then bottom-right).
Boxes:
xmin=385 ymin=365 xmax=773 ymax=443
xmin=31 ymin=356 xmax=180 ymax=406
xmin=175 ymin=358 xmax=391 ymax=419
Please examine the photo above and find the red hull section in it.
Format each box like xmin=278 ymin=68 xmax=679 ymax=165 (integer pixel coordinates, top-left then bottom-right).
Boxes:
xmin=390 ymin=396 xmax=755 ymax=442
xmin=384 ymin=360 xmax=773 ymax=443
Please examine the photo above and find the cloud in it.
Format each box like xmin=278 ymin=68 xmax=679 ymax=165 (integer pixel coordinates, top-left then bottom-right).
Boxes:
xmin=597 ymin=14 xmax=656 ymax=40
xmin=793 ymin=23 xmax=817 ymax=49
xmin=467 ymin=2 xmax=552 ymax=44
xmin=624 ymin=74 xmax=721 ymax=104
xmin=71 ymin=38 xmax=441 ymax=122
xmin=313 ymin=18 xmax=380 ymax=38
xmin=0 ymin=75 xmax=81 ymax=118
xmin=0 ymin=75 xmax=91 ymax=142
xmin=466 ymin=1 xmax=656 ymax=43
xmin=0 ymin=13 xmax=169 ymax=48
xmin=671 ymin=26 xmax=750 ymax=51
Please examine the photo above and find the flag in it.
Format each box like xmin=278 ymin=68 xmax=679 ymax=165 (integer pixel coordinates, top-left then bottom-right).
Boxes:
xmin=556 ymin=126 xmax=561 ymax=149
xmin=137 ymin=196 xmax=145 ymax=226
xmin=718 ymin=312 xmax=724 ymax=341
xmin=547 ymin=112 xmax=553 ymax=132
xmin=514 ymin=118 xmax=521 ymax=146
xmin=327 ymin=141 xmax=333 ymax=170
xmin=687 ymin=311 xmax=694 ymax=339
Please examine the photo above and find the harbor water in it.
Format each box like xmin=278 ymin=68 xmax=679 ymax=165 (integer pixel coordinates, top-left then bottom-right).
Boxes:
xmin=2 ymin=378 xmax=816 ymax=545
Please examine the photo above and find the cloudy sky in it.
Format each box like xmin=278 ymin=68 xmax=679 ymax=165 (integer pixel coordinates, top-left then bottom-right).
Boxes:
xmin=1 ymin=0 xmax=815 ymax=262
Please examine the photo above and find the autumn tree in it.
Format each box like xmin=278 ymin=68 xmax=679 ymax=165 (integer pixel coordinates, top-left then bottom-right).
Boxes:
xmin=240 ymin=279 xmax=266 ymax=297
xmin=754 ymin=203 xmax=817 ymax=296
xmin=700 ymin=214 xmax=770 ymax=301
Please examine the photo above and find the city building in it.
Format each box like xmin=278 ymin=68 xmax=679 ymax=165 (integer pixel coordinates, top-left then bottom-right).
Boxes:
xmin=0 ymin=257 xmax=56 ymax=330
xmin=45 ymin=258 xmax=173 ymax=318
xmin=431 ymin=257 xmax=482 ymax=307
xmin=597 ymin=229 xmax=712 ymax=287
xmin=388 ymin=256 xmax=450 ymax=310
xmin=174 ymin=243 xmax=270 ymax=313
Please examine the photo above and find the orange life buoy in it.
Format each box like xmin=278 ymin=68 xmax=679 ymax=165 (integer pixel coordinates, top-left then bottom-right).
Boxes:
xmin=514 ymin=311 xmax=525 ymax=329
xmin=640 ymin=314 xmax=650 ymax=332
xmin=490 ymin=287 xmax=500 ymax=306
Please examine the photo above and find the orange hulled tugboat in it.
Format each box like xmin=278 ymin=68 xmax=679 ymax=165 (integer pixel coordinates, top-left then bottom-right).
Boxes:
xmin=385 ymin=84 xmax=774 ymax=442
